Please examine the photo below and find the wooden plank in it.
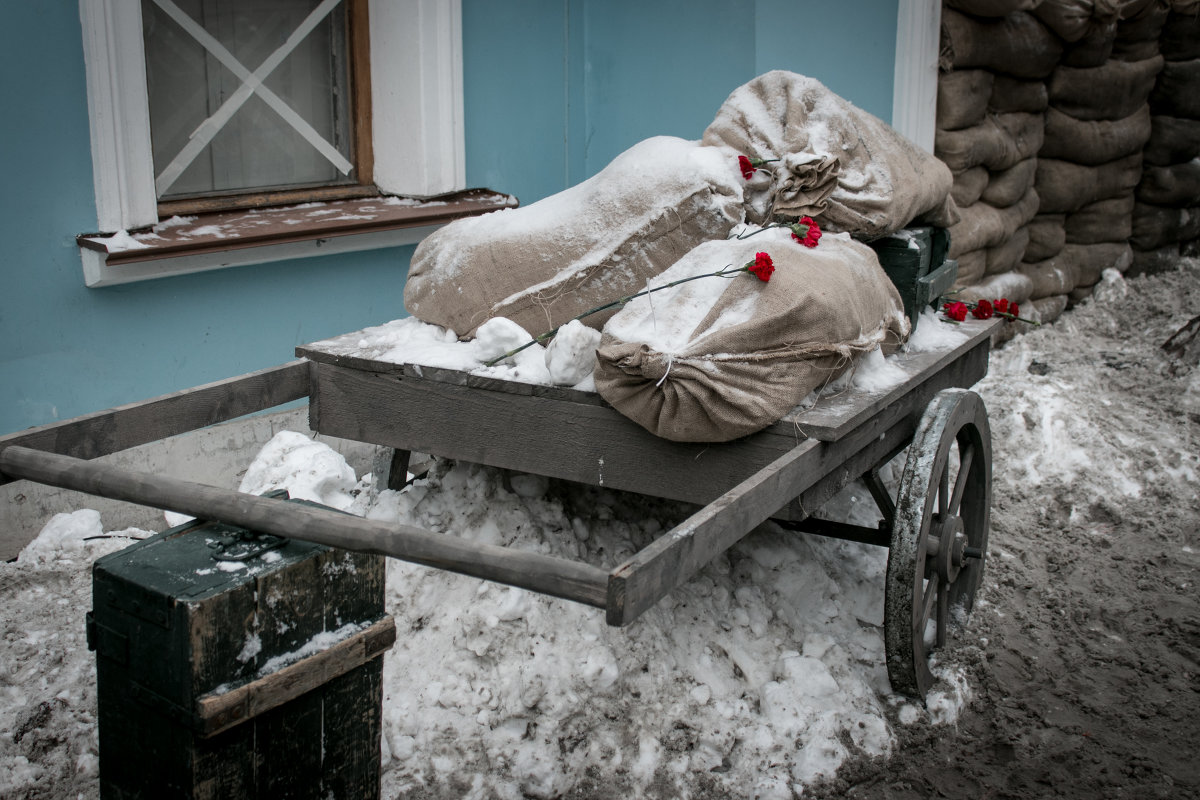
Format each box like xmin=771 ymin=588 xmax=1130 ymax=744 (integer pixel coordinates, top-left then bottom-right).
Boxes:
xmin=606 ymin=441 xmax=820 ymax=626
xmin=307 ymin=362 xmax=803 ymax=508
xmin=195 ymin=616 xmax=396 ymax=738
xmin=782 ymin=318 xmax=999 ymax=441
xmin=0 ymin=361 xmax=310 ymax=484
xmin=0 ymin=446 xmax=609 ymax=609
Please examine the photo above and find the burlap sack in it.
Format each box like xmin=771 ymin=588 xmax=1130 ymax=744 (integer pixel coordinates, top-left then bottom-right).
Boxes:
xmin=1018 ymin=254 xmax=1081 ymax=299
xmin=954 ymin=249 xmax=989 ymax=288
xmin=593 ymin=231 xmax=908 ymax=443
xmin=954 ymin=270 xmax=1036 ymax=305
xmin=1064 ymin=194 xmax=1136 ymax=243
xmin=1061 ymin=20 xmax=1117 ymax=67
xmin=1025 ymin=214 xmax=1068 ymax=260
xmin=1143 ymin=115 xmax=1200 ymax=165
xmin=989 ymin=77 xmax=1050 ymax=113
xmin=935 ymin=113 xmax=1045 ymax=173
xmin=1048 ymin=57 xmax=1164 ymax=120
xmin=1114 ymin=0 xmax=1171 ymax=44
xmin=981 ymin=158 xmax=1039 ymax=207
xmin=1137 ymin=160 xmax=1200 ymax=205
xmin=946 ymin=0 xmax=1042 ymax=15
xmin=952 ymin=166 xmax=990 ymax=207
xmin=1149 ymin=59 xmax=1200 ymax=118
xmin=1033 ymin=0 xmax=1122 ymax=42
xmin=937 ymin=70 xmax=995 ymax=131
xmin=1040 ymin=106 xmax=1152 ymax=165
xmin=941 ymin=10 xmax=1063 ymax=78
xmin=1131 ymin=202 xmax=1200 ymax=248
xmin=1064 ymin=242 xmax=1134 ymax=285
xmin=1129 ymin=243 xmax=1182 ymax=276
xmin=404 ymin=136 xmax=743 ymax=337
xmin=701 ymin=71 xmax=958 ymax=237
xmin=1033 ymin=294 xmax=1070 ymax=323
xmin=947 ymin=187 xmax=1040 ymax=257
xmin=1034 ymin=154 xmax=1143 ymax=213
xmin=986 ymin=226 xmax=1032 ymax=275
xmin=1068 ymin=284 xmax=1095 ymax=305
xmin=1162 ymin=10 xmax=1200 ymax=60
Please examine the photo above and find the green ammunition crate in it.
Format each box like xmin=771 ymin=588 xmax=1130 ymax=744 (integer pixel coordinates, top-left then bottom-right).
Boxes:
xmin=87 ymin=501 xmax=395 ymax=799
xmin=867 ymin=226 xmax=958 ymax=331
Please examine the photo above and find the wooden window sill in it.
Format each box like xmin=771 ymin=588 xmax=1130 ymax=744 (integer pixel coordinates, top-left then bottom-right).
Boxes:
xmin=76 ymin=189 xmax=517 ymax=287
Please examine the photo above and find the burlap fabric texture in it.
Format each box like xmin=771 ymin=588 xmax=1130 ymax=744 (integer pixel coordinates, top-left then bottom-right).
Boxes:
xmin=701 ymin=71 xmax=958 ymax=237
xmin=403 ymin=136 xmax=743 ymax=338
xmin=593 ymin=230 xmax=909 ymax=443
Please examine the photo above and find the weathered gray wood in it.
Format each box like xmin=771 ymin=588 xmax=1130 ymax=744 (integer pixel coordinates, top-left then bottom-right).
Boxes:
xmin=195 ymin=616 xmax=397 ymax=738
xmin=386 ymin=449 xmax=411 ymax=491
xmin=308 ymin=362 xmax=803 ymax=508
xmin=0 ymin=361 xmax=310 ymax=484
xmin=606 ymin=441 xmax=820 ymax=626
xmin=780 ymin=318 xmax=999 ymax=441
xmin=0 ymin=446 xmax=609 ymax=609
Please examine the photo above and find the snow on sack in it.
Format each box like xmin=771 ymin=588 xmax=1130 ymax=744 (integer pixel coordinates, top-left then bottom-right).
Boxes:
xmin=702 ymin=71 xmax=959 ymax=236
xmin=594 ymin=228 xmax=909 ymax=442
xmin=404 ymin=136 xmax=744 ymax=337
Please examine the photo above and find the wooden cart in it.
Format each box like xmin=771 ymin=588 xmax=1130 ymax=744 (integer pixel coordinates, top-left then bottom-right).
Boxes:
xmin=0 ymin=314 xmax=997 ymax=699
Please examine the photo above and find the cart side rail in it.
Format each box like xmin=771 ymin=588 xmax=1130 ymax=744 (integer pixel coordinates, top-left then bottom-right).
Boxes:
xmin=0 ymin=361 xmax=310 ymax=484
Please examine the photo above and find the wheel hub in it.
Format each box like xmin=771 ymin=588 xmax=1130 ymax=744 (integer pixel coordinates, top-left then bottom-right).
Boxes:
xmin=931 ymin=513 xmax=967 ymax=584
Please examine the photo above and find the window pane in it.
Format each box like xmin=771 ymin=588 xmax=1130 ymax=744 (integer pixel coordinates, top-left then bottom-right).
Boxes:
xmin=142 ymin=0 xmax=354 ymax=200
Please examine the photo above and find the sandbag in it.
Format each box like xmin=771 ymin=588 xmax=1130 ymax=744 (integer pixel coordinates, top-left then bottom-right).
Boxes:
xmin=1025 ymin=214 xmax=1068 ymax=260
xmin=1137 ymin=160 xmax=1200 ymax=205
xmin=947 ymin=187 xmax=1040 ymax=256
xmin=1114 ymin=0 xmax=1171 ymax=45
xmin=1048 ymin=56 xmax=1164 ymax=120
xmin=1040 ymin=106 xmax=1152 ymax=164
xmin=986 ymin=226 xmax=1032 ymax=275
xmin=954 ymin=270 xmax=1036 ymax=305
xmin=1018 ymin=254 xmax=1081 ymax=299
xmin=1064 ymin=194 xmax=1136 ymax=243
xmin=592 ymin=231 xmax=908 ymax=443
xmin=1031 ymin=294 xmax=1070 ymax=323
xmin=953 ymin=248 xmax=989 ymax=288
xmin=1143 ymin=115 xmax=1200 ymax=164
xmin=1033 ymin=0 xmax=1123 ymax=42
xmin=1064 ymin=242 xmax=1134 ymax=285
xmin=981 ymin=158 xmax=1039 ymax=207
xmin=1061 ymin=20 xmax=1117 ymax=66
xmin=1068 ymin=284 xmax=1094 ymax=305
xmin=1131 ymin=201 xmax=1200 ymax=248
xmin=940 ymin=9 xmax=1063 ymax=78
xmin=1034 ymin=153 xmax=1143 ymax=213
xmin=1128 ymin=243 xmax=1182 ymax=276
xmin=701 ymin=71 xmax=958 ymax=236
xmin=937 ymin=70 xmax=995 ymax=131
xmin=952 ymin=166 xmax=990 ymax=207
xmin=1149 ymin=59 xmax=1200 ymax=119
xmin=935 ymin=113 xmax=1044 ymax=173
xmin=404 ymin=136 xmax=743 ymax=337
xmin=946 ymin=0 xmax=1043 ymax=15
xmin=988 ymin=77 xmax=1049 ymax=113
xmin=1161 ymin=10 xmax=1200 ymax=60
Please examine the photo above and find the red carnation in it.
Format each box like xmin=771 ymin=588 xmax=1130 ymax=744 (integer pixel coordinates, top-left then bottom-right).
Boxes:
xmin=943 ymin=301 xmax=968 ymax=322
xmin=1010 ymin=302 xmax=1020 ymax=319
xmin=994 ymin=298 xmax=1010 ymax=314
xmin=971 ymin=299 xmax=994 ymax=319
xmin=748 ymin=251 xmax=775 ymax=282
xmin=738 ymin=155 xmax=756 ymax=180
xmin=791 ymin=216 xmax=822 ymax=248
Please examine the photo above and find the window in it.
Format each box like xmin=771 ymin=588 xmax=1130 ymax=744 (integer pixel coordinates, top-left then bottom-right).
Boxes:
xmin=77 ymin=0 xmax=500 ymax=287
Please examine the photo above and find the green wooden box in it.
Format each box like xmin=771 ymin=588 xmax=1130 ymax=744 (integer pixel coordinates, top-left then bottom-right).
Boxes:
xmin=867 ymin=226 xmax=958 ymax=332
xmin=87 ymin=501 xmax=395 ymax=799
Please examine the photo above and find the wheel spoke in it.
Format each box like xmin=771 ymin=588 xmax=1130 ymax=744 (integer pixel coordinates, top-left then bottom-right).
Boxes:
xmin=918 ymin=576 xmax=937 ymax=634
xmin=938 ymin=461 xmax=950 ymax=516
xmin=936 ymin=580 xmax=948 ymax=648
xmin=948 ymin=442 xmax=975 ymax=517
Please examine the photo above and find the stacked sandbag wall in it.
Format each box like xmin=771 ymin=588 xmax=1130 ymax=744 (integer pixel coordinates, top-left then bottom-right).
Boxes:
xmin=936 ymin=0 xmax=1197 ymax=329
xmin=1131 ymin=2 xmax=1200 ymax=273
xmin=936 ymin=3 xmax=1058 ymax=327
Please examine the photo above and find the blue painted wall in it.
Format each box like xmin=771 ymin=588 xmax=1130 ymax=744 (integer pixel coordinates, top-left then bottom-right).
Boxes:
xmin=1 ymin=0 xmax=899 ymax=435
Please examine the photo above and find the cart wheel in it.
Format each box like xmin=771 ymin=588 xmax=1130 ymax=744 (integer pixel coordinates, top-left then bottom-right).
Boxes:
xmin=885 ymin=388 xmax=991 ymax=700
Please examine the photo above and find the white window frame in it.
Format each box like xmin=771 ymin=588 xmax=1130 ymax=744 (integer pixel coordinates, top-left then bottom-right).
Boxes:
xmin=892 ymin=0 xmax=941 ymax=154
xmin=78 ymin=0 xmax=465 ymax=284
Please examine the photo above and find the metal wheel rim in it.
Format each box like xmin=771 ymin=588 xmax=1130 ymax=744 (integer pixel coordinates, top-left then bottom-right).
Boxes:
xmin=885 ymin=388 xmax=992 ymax=700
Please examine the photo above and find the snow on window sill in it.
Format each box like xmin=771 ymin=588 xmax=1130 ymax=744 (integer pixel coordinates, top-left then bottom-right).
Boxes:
xmin=76 ymin=189 xmax=517 ymax=288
